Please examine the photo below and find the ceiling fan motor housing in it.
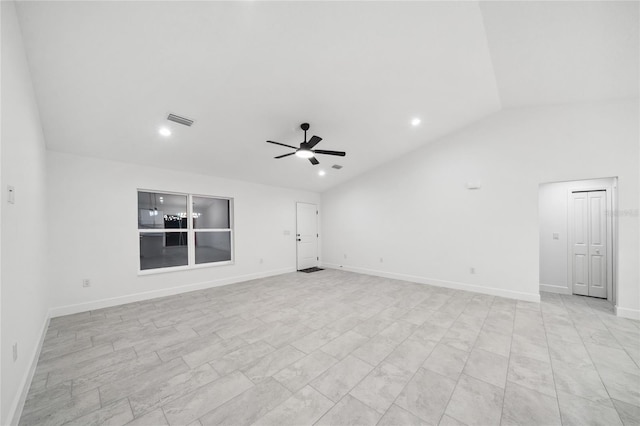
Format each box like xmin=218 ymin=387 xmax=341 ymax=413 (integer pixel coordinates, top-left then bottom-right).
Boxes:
xmin=266 ymin=122 xmax=345 ymax=165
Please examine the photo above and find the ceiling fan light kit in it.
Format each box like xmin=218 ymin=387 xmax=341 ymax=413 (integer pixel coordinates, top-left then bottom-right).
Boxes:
xmin=295 ymin=149 xmax=314 ymax=159
xmin=266 ymin=123 xmax=346 ymax=166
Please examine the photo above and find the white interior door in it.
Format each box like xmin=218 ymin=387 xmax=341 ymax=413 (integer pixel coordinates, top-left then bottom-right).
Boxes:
xmin=587 ymin=191 xmax=607 ymax=298
xmin=296 ymin=202 xmax=318 ymax=270
xmin=571 ymin=192 xmax=589 ymax=296
xmin=570 ymin=190 xmax=607 ymax=298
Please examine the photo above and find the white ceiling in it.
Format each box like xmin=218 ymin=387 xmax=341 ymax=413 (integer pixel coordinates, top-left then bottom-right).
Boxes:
xmin=480 ymin=1 xmax=639 ymax=107
xmin=15 ymin=1 xmax=638 ymax=192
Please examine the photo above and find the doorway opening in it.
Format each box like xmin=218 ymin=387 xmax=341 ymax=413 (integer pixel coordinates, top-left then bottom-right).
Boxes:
xmin=539 ymin=177 xmax=617 ymax=303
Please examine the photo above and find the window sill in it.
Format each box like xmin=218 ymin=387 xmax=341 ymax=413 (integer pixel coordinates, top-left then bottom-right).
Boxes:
xmin=138 ymin=260 xmax=234 ymax=276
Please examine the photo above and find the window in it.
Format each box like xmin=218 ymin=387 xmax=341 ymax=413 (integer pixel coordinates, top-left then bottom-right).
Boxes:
xmin=138 ymin=190 xmax=233 ymax=272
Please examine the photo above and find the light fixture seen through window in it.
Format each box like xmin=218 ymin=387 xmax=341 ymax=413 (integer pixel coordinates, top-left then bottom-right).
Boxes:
xmin=159 ymin=127 xmax=172 ymax=137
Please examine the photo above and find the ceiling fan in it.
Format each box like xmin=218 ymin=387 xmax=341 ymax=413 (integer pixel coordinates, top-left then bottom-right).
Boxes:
xmin=266 ymin=123 xmax=346 ymax=165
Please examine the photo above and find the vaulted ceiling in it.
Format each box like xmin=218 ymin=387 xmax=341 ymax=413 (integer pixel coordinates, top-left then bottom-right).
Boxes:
xmin=15 ymin=1 xmax=639 ymax=192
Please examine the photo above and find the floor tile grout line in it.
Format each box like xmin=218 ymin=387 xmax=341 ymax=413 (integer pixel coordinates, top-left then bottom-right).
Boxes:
xmin=437 ymin=297 xmax=497 ymax=426
xmin=498 ymin=298 xmax=517 ymax=426
xmin=383 ymin=295 xmax=476 ymax=424
xmin=598 ymin=312 xmax=640 ymax=371
xmin=548 ymin=293 xmax=579 ymax=425
xmin=309 ymin=308 xmax=430 ymax=424
xmin=125 ymin=397 xmax=135 ymax=422
xmin=564 ymin=298 xmax=627 ymax=423
xmin=260 ymin=296 xmax=447 ymax=424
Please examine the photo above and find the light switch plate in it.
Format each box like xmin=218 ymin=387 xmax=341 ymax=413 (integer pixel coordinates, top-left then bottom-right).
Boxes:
xmin=553 ymin=233 xmax=560 ymax=240
xmin=7 ymin=186 xmax=15 ymax=204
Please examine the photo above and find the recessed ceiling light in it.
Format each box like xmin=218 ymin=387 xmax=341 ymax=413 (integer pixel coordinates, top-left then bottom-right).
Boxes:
xmin=159 ymin=127 xmax=172 ymax=137
xmin=318 ymin=170 xmax=326 ymax=176
xmin=411 ymin=118 xmax=421 ymax=126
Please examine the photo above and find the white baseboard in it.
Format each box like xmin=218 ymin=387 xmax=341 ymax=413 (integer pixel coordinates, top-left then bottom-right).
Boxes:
xmin=322 ymin=263 xmax=540 ymax=303
xmin=615 ymin=305 xmax=640 ymax=320
xmin=539 ymin=283 xmax=571 ymax=295
xmin=49 ymin=267 xmax=295 ymax=318
xmin=7 ymin=313 xmax=50 ymax=426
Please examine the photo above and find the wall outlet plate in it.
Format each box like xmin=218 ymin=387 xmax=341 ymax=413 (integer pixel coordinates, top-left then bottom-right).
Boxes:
xmin=82 ymin=279 xmax=91 ymax=287
xmin=7 ymin=186 xmax=15 ymax=204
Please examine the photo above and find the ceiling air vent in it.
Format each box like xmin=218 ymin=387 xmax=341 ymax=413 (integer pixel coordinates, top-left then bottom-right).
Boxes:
xmin=332 ymin=164 xmax=343 ymax=170
xmin=167 ymin=113 xmax=194 ymax=127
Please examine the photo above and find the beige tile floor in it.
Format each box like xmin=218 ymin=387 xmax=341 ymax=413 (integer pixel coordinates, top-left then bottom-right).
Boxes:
xmin=19 ymin=269 xmax=640 ymax=425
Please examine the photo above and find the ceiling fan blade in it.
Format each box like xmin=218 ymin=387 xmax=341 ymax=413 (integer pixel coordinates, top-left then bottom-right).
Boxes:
xmin=307 ymin=135 xmax=322 ymax=149
xmin=274 ymin=152 xmax=295 ymax=159
xmin=309 ymin=157 xmax=319 ymax=165
xmin=266 ymin=140 xmax=298 ymax=149
xmin=313 ymin=150 xmax=346 ymax=157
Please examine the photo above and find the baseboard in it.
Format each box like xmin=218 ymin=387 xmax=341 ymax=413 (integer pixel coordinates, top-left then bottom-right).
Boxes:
xmin=539 ymin=283 xmax=571 ymax=295
xmin=615 ymin=305 xmax=640 ymax=320
xmin=49 ymin=267 xmax=295 ymax=318
xmin=322 ymin=263 xmax=540 ymax=303
xmin=7 ymin=313 xmax=50 ymax=426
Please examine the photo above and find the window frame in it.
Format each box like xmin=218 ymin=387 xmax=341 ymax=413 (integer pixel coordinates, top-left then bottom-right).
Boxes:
xmin=137 ymin=189 xmax=234 ymax=275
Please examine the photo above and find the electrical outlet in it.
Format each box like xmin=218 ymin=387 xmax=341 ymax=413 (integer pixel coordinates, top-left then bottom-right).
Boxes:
xmin=13 ymin=343 xmax=18 ymax=362
xmin=7 ymin=186 xmax=15 ymax=204
xmin=470 ymin=267 xmax=476 ymax=274
xmin=82 ymin=279 xmax=91 ymax=287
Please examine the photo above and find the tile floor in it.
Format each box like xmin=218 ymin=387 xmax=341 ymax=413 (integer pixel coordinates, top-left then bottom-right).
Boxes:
xmin=19 ymin=269 xmax=640 ymax=425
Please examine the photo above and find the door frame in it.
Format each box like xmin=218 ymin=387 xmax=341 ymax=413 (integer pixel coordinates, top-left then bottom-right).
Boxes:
xmin=296 ymin=202 xmax=318 ymax=270
xmin=567 ymin=182 xmax=617 ymax=302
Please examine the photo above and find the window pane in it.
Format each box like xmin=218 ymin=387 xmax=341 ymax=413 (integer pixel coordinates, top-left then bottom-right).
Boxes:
xmin=193 ymin=197 xmax=230 ymax=229
xmin=140 ymin=232 xmax=188 ymax=270
xmin=195 ymin=231 xmax=231 ymax=264
xmin=138 ymin=192 xmax=188 ymax=229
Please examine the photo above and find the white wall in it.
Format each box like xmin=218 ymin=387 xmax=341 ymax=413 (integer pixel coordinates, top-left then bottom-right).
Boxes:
xmin=46 ymin=151 xmax=320 ymax=315
xmin=1 ymin=2 xmax=50 ymax=423
xmin=539 ymin=177 xmax=616 ymax=295
xmin=321 ymin=100 xmax=639 ymax=316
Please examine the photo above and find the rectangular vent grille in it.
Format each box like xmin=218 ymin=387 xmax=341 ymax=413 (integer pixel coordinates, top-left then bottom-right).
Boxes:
xmin=167 ymin=113 xmax=194 ymax=127
xmin=332 ymin=164 xmax=343 ymax=169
